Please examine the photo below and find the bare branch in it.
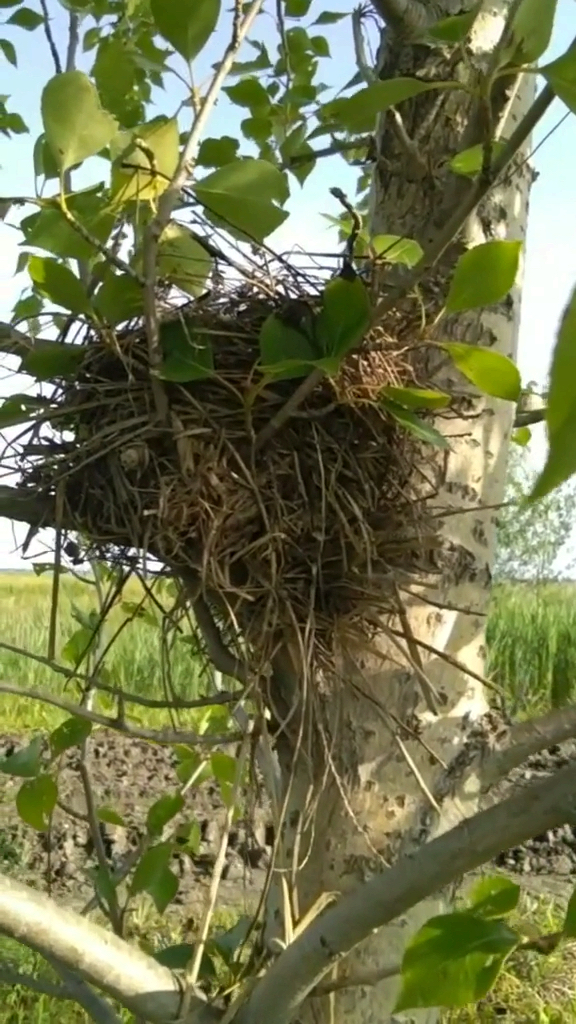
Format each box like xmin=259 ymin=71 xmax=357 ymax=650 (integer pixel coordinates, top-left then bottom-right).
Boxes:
xmin=514 ymin=408 xmax=546 ymax=428
xmin=0 ymin=680 xmax=240 ymax=748
xmin=482 ymin=705 xmax=576 ymax=789
xmin=0 ymin=873 xmax=220 ymax=1024
xmin=0 ymin=963 xmax=67 ymax=1000
xmin=236 ymin=762 xmax=576 ymax=1024
xmin=38 ymin=0 xmax=62 ymax=73
xmin=315 ymin=961 xmax=400 ymax=995
xmin=0 ymin=485 xmax=56 ymax=531
xmin=46 ymin=958 xmax=122 ymax=1024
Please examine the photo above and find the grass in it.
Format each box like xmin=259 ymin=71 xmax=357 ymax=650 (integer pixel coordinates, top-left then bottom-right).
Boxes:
xmin=2 ymin=572 xmax=576 ymax=1020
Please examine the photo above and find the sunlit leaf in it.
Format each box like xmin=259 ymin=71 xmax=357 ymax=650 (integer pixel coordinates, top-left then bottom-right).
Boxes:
xmin=20 ymin=189 xmax=115 ymax=261
xmin=17 ymin=774 xmax=58 ymax=831
xmin=442 ymin=343 xmax=521 ymax=401
xmin=111 ymin=116 xmax=180 ymax=206
xmin=313 ymin=10 xmax=347 ymax=24
xmin=50 ymin=717 xmax=92 ymax=757
xmin=0 ymin=394 xmax=47 ymax=427
xmin=0 ymin=736 xmax=43 ymax=778
xmin=445 ymin=240 xmax=522 ymax=312
xmin=315 ymin=272 xmax=371 ymax=359
xmin=211 ymin=752 xmax=238 ymax=808
xmin=93 ymin=271 xmax=144 ymax=325
xmin=380 ymin=386 xmax=451 ymax=410
xmin=27 ymin=255 xmax=90 ymax=314
xmin=93 ymin=36 xmax=138 ymax=124
xmin=426 ymin=5 xmax=481 ymax=44
xmin=395 ymin=913 xmax=518 ymax=1011
xmin=382 ymin=400 xmax=450 ymax=449
xmin=147 ymin=792 xmax=185 ymax=838
xmin=467 ymin=876 xmax=520 ymax=918
xmin=194 ymin=158 xmax=289 ymax=242
xmin=196 ymin=135 xmax=239 ymax=167
xmin=506 ymin=0 xmax=558 ymax=64
xmin=322 ymin=79 xmax=451 ymax=133
xmin=151 ymin=0 xmax=221 ymax=62
xmin=531 ymin=286 xmax=576 ymax=499
xmin=157 ymin=223 xmax=212 ymax=297
xmin=158 ymin=319 xmax=214 ymax=381
xmin=224 ymin=77 xmax=271 ymax=113
xmin=542 ymin=45 xmax=576 ymax=117
xmin=511 ymin=425 xmax=531 ymax=446
xmin=371 ymin=234 xmax=423 ymax=267
xmin=19 ymin=340 xmax=84 ymax=380
xmin=450 ymin=141 xmax=507 ymax=177
xmin=130 ymin=842 xmax=179 ymax=913
xmin=41 ymin=71 xmax=118 ymax=172
xmin=61 ymin=626 xmax=96 ymax=666
xmin=97 ymin=806 xmax=126 ymax=827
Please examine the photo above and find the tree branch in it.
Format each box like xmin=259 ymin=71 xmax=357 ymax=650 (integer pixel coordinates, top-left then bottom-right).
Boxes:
xmin=235 ymin=761 xmax=576 ymax=1024
xmin=369 ymin=0 xmax=436 ymax=33
xmin=0 ymin=874 xmax=219 ymax=1024
xmin=46 ymin=958 xmax=122 ymax=1024
xmin=482 ymin=705 xmax=576 ymax=789
xmin=0 ymin=963 xmax=67 ymax=1000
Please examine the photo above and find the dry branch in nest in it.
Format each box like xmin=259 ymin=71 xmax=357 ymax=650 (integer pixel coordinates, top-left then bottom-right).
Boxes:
xmin=18 ymin=269 xmax=440 ymax=671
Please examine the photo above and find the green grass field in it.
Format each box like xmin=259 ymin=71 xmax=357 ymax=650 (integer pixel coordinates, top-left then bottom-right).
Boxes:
xmin=2 ymin=572 xmax=576 ymax=1021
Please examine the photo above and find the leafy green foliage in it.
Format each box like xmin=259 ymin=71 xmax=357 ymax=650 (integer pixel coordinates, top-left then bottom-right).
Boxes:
xmin=259 ymin=312 xmax=318 ymax=378
xmin=146 ymin=792 xmax=185 ymax=837
xmin=371 ymin=234 xmax=423 ymax=267
xmin=322 ymin=79 xmax=453 ymax=133
xmin=6 ymin=5 xmax=43 ymax=29
xmin=19 ymin=340 xmax=84 ymax=381
xmin=442 ymin=343 xmax=521 ymax=401
xmin=505 ymin=0 xmax=558 ymax=64
xmin=0 ymin=736 xmax=43 ymax=778
xmin=130 ymin=842 xmax=179 ymax=913
xmin=315 ymin=273 xmax=371 ymax=359
xmin=93 ymin=271 xmax=144 ymax=325
xmin=381 ymin=400 xmax=450 ymax=449
xmin=159 ymin=319 xmax=214 ymax=381
xmin=395 ymin=913 xmax=518 ymax=1012
xmin=446 ymin=241 xmax=522 ymax=312
xmin=16 ymin=774 xmax=58 ymax=831
xmin=49 ymin=717 xmax=92 ymax=757
xmin=27 ymin=255 xmax=89 ymax=314
xmin=450 ymin=142 xmax=507 ymax=177
xmin=20 ymin=189 xmax=115 ymax=261
xmin=110 ymin=117 xmax=180 ymax=205
xmin=532 ymin=287 xmax=576 ymax=498
xmin=543 ymin=45 xmax=576 ymax=113
xmin=426 ymin=6 xmax=481 ymax=44
xmin=563 ymin=887 xmax=576 ymax=937
xmin=194 ymin=159 xmax=289 ymax=242
xmin=157 ymin=223 xmax=212 ymax=296
xmin=150 ymin=0 xmax=220 ymax=62
xmin=380 ymin=386 xmax=450 ymax=410
xmin=41 ymin=71 xmax=118 ymax=172
xmin=467 ymin=876 xmax=521 ymax=919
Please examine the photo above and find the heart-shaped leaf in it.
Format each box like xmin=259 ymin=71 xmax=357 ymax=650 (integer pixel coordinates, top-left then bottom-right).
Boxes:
xmin=194 ymin=159 xmax=289 ymax=242
xmin=157 ymin=223 xmax=212 ymax=297
xmin=50 ymin=716 xmax=92 ymax=757
xmin=111 ymin=117 xmax=180 ymax=206
xmin=41 ymin=71 xmax=118 ymax=172
xmin=17 ymin=774 xmax=58 ymax=830
xmin=151 ymin=0 xmax=221 ymax=62
xmin=28 ymin=255 xmax=90 ymax=314
xmin=446 ymin=240 xmax=522 ymax=312
xmin=467 ymin=876 xmax=520 ymax=918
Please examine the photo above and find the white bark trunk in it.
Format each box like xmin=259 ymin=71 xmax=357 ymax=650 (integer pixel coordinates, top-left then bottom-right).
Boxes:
xmin=270 ymin=4 xmax=536 ymax=1023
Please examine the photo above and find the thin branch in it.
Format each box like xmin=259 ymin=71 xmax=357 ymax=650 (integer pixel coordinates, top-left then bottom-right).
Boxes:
xmin=514 ymin=408 xmax=546 ymax=427
xmin=0 ymin=873 xmax=219 ymax=1024
xmin=315 ymin=961 xmax=400 ymax=995
xmin=369 ymin=0 xmax=433 ymax=33
xmin=143 ymin=0 xmax=265 ymax=418
xmin=46 ymin=958 xmax=122 ymax=1024
xmin=192 ymin=594 xmax=248 ymax=684
xmin=39 ymin=0 xmax=62 ymax=73
xmin=482 ymin=705 xmax=576 ymax=789
xmin=0 ymin=680 xmax=240 ymax=748
xmin=65 ymin=12 xmax=79 ymax=73
xmin=235 ymin=762 xmax=576 ymax=1024
xmin=282 ymin=136 xmax=372 ymax=169
xmin=0 ymin=963 xmax=68 ymax=1000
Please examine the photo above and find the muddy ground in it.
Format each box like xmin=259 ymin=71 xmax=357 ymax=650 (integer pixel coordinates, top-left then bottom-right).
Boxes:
xmin=1 ymin=731 xmax=576 ymax=920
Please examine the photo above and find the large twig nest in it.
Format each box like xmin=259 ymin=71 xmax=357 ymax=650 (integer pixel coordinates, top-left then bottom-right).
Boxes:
xmin=22 ymin=276 xmax=439 ymax=659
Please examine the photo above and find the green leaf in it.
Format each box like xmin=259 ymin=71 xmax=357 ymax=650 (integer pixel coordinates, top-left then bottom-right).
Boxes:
xmin=146 ymin=792 xmax=185 ymax=838
xmin=33 ymin=133 xmax=62 ymax=180
xmin=97 ymin=806 xmax=126 ymax=826
xmin=315 ymin=273 xmax=371 ymax=359
xmin=0 ymin=0 xmax=27 ymax=6
xmin=286 ymin=0 xmax=311 ymax=15
xmin=16 ymin=775 xmax=58 ymax=831
xmin=380 ymin=386 xmax=450 ymax=410
xmin=213 ymin=916 xmax=252 ymax=963
xmin=322 ymin=79 xmax=449 ymax=133
xmin=395 ymin=913 xmax=518 ymax=1012
xmin=41 ymin=71 xmax=118 ymax=173
xmin=157 ymin=223 xmax=212 ymax=297
xmin=450 ymin=141 xmax=507 ymax=177
xmin=211 ymin=752 xmax=237 ymax=808
xmin=531 ymin=287 xmax=576 ymax=499
xmin=19 ymin=340 xmax=84 ymax=381
xmin=28 ymin=255 xmax=90 ymax=314
xmin=259 ymin=312 xmax=317 ymax=378
xmin=467 ymin=876 xmax=520 ymax=918
xmin=310 ymin=35 xmax=330 ymax=57
xmin=224 ymin=77 xmax=271 ymax=113
xmin=0 ymin=394 xmax=47 ymax=427
xmin=313 ymin=10 xmax=347 ymax=24
xmin=542 ymin=45 xmax=576 ymax=117
xmin=174 ymin=819 xmax=202 ymax=855
xmin=0 ymin=736 xmax=43 ymax=778
xmin=441 ymin=343 xmax=521 ymax=402
xmin=93 ymin=271 xmax=144 ymax=325
xmin=174 ymin=747 xmax=211 ymax=786
xmin=93 ymin=36 xmax=138 ymax=124
xmin=61 ymin=626 xmax=96 ymax=666
xmin=111 ymin=117 xmax=179 ymax=205
xmin=563 ymin=887 xmax=576 ymax=937
xmin=196 ymin=135 xmax=239 ymax=167
xmin=382 ymin=400 xmax=450 ymax=449
xmin=427 ymin=5 xmax=481 ymax=44
xmin=21 ymin=189 xmax=115 ymax=262
xmin=194 ymin=158 xmax=289 ymax=242
xmin=0 ymin=38 xmax=17 ymax=65
xmin=506 ymin=0 xmax=558 ymax=64
xmin=49 ymin=717 xmax=92 ymax=757
xmin=7 ymin=5 xmax=43 ymax=28
xmin=158 ymin=319 xmax=214 ymax=381
xmin=371 ymin=234 xmax=423 ymax=267
xmin=150 ymin=0 xmax=220 ymax=62
xmin=130 ymin=842 xmax=179 ymax=913
xmin=154 ymin=943 xmax=194 ymax=969
xmin=511 ymin=425 xmax=531 ymax=446
xmin=445 ymin=240 xmax=522 ymax=313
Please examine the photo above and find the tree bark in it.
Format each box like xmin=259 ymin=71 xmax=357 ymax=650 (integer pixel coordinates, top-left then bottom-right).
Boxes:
xmin=269 ymin=4 xmax=536 ymax=1022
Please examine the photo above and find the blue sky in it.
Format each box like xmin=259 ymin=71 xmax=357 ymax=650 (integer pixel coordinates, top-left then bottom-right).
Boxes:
xmin=0 ymin=0 xmax=575 ymax=567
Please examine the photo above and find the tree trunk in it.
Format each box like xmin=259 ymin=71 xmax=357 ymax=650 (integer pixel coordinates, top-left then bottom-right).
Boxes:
xmin=269 ymin=4 xmax=536 ymax=1023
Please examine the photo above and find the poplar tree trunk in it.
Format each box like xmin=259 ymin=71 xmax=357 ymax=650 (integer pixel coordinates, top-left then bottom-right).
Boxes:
xmin=270 ymin=4 xmax=536 ymax=1022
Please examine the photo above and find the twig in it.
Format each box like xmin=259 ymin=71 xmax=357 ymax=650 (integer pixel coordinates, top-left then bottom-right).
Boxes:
xmin=514 ymin=408 xmax=546 ymax=427
xmin=482 ymin=704 xmax=576 ymax=789
xmin=47 ymin=957 xmax=122 ymax=1024
xmin=282 ymin=136 xmax=373 ymax=169
xmin=0 ymin=680 xmax=240 ymax=748
xmin=315 ymin=961 xmax=400 ymax=995
xmin=77 ymin=760 xmax=123 ymax=934
xmin=142 ymin=0 xmax=265 ymax=419
xmin=39 ymin=0 xmax=62 ymax=73
xmin=65 ymin=12 xmax=79 ymax=73
xmin=0 ymin=964 xmax=68 ymax=1000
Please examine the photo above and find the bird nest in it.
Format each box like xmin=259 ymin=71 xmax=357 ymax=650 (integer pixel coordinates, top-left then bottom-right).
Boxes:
xmin=21 ymin=278 xmax=439 ymax=664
